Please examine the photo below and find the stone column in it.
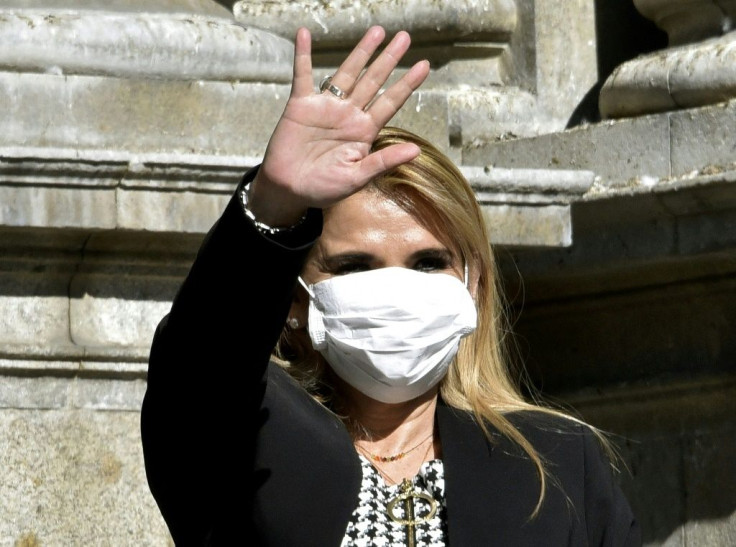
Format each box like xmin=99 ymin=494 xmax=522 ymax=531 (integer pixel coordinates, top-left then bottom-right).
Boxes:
xmin=599 ymin=0 xmax=736 ymax=118
xmin=0 ymin=1 xmax=292 ymax=543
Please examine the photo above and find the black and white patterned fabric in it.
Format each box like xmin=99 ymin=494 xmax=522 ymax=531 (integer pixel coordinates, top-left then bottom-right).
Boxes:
xmin=341 ymin=456 xmax=448 ymax=546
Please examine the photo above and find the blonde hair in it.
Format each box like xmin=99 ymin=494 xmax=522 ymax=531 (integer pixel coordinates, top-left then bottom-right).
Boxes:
xmin=274 ymin=126 xmax=613 ymax=516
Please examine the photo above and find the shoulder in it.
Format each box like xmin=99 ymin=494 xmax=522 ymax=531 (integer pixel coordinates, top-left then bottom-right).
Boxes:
xmin=505 ymin=407 xmax=586 ymax=433
xmin=502 ymin=410 xmax=613 ymax=476
xmin=437 ymin=403 xmax=616 ymax=490
xmin=506 ymin=410 xmax=642 ymax=546
xmin=437 ymin=404 xmax=607 ymax=482
xmin=505 ymin=409 xmax=594 ymax=449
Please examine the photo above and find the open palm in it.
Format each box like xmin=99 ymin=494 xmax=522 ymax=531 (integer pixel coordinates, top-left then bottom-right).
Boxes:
xmin=248 ymin=26 xmax=430 ymax=226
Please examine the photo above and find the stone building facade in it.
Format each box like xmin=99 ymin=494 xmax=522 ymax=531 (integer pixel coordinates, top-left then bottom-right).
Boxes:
xmin=1 ymin=1 xmax=734 ymax=544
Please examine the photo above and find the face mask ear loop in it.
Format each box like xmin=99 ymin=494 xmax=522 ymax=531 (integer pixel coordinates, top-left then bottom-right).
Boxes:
xmin=463 ymin=261 xmax=469 ymax=289
xmin=297 ymin=276 xmax=315 ymax=298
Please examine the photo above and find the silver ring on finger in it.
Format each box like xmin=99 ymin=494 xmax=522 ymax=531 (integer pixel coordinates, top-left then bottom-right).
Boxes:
xmin=319 ymin=75 xmax=347 ymax=99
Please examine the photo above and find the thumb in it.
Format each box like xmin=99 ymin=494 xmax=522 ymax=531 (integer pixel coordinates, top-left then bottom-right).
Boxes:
xmin=357 ymin=143 xmax=421 ymax=182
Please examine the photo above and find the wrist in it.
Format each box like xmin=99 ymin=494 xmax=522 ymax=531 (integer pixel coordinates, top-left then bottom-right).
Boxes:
xmin=246 ymin=171 xmax=310 ymax=226
xmin=240 ymin=182 xmax=308 ymax=235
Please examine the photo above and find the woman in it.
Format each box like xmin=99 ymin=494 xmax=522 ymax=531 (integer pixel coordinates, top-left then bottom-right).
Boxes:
xmin=141 ymin=26 xmax=640 ymax=546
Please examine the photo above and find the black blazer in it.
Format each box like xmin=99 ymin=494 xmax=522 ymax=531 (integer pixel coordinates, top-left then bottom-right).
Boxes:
xmin=141 ymin=173 xmax=641 ymax=546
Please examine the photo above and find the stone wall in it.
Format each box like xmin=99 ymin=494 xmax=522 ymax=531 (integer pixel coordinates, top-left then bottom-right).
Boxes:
xmin=1 ymin=1 xmax=734 ymax=544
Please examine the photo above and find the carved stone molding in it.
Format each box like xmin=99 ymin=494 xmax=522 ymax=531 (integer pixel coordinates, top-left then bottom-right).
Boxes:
xmin=600 ymin=32 xmax=736 ymax=118
xmin=634 ymin=0 xmax=736 ymax=46
xmin=0 ymin=147 xmax=253 ymax=231
xmin=0 ymin=6 xmax=293 ymax=81
xmin=464 ymin=166 xmax=595 ymax=247
xmin=232 ymin=0 xmax=517 ymax=48
xmin=232 ymin=0 xmax=518 ymax=111
xmin=600 ymin=0 xmax=736 ymax=117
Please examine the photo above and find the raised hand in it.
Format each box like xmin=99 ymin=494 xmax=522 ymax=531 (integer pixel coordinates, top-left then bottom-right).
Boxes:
xmin=247 ymin=26 xmax=430 ymax=227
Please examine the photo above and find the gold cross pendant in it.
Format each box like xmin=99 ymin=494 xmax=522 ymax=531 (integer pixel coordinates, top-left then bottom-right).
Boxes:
xmin=387 ymin=478 xmax=438 ymax=547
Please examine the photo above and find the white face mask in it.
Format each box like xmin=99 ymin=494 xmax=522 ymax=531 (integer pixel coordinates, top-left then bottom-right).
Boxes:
xmin=300 ymin=267 xmax=477 ymax=404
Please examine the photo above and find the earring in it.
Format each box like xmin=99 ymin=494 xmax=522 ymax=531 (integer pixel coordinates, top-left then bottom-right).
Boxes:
xmin=287 ymin=317 xmax=300 ymax=329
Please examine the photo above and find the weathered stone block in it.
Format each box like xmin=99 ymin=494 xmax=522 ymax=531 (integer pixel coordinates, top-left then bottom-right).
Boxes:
xmin=0 ymin=184 xmax=116 ymax=229
xmin=682 ymin=425 xmax=736 ymax=545
xmin=515 ymin=276 xmax=736 ymax=391
xmin=670 ymin=100 xmax=736 ymax=177
xmin=69 ymin=274 xmax=175 ymax=348
xmin=0 ymin=408 xmax=172 ymax=544
xmin=116 ymin=187 xmax=233 ymax=234
xmin=0 ymin=275 xmax=70 ymax=346
xmin=616 ymin=434 xmax=685 ymax=545
xmin=481 ymin=204 xmax=572 ymax=247
xmin=72 ymin=378 xmax=147 ymax=411
xmin=462 ymin=114 xmax=672 ymax=187
xmin=0 ymin=377 xmax=69 ymax=410
xmin=569 ymin=379 xmax=736 ymax=545
xmin=0 ymin=72 xmax=291 ymax=159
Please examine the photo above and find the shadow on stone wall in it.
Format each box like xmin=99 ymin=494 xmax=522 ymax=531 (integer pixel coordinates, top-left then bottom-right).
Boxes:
xmin=498 ymin=190 xmax=736 ymax=544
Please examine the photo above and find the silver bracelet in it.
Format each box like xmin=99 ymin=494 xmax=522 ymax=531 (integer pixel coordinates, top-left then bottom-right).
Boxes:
xmin=240 ymin=182 xmax=307 ymax=235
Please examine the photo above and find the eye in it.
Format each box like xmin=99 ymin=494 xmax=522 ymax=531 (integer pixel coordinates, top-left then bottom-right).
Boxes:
xmin=320 ymin=252 xmax=375 ymax=276
xmin=327 ymin=258 xmax=372 ymax=276
xmin=412 ymin=255 xmax=453 ymax=273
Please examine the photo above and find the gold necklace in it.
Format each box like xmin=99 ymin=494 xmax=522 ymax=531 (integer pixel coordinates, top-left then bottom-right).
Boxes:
xmin=357 ymin=434 xmax=434 ymax=485
xmin=357 ymin=430 xmax=435 ymax=463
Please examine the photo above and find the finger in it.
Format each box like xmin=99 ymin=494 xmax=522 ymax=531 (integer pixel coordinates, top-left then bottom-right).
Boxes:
xmin=356 ymin=143 xmax=421 ymax=182
xmin=366 ymin=59 xmax=430 ymax=128
xmin=291 ymin=27 xmax=314 ymax=99
xmin=348 ymin=30 xmax=411 ymax=108
xmin=327 ymin=26 xmax=386 ymax=93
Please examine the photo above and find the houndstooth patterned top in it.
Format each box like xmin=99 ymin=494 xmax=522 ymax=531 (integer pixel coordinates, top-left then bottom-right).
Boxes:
xmin=341 ymin=456 xmax=448 ymax=546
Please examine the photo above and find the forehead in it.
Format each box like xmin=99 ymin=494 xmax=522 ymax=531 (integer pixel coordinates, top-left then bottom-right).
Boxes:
xmin=318 ymin=189 xmax=447 ymax=253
